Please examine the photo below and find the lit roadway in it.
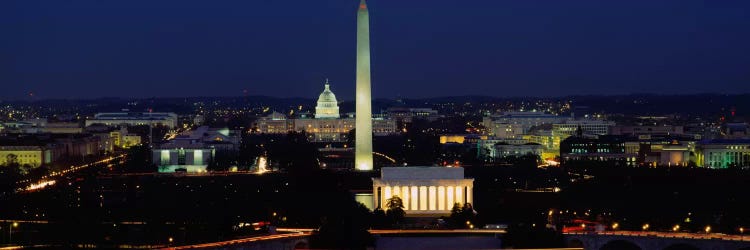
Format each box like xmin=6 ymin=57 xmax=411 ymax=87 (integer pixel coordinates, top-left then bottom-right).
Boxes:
xmin=18 ymin=153 xmax=127 ymax=192
xmin=564 ymin=230 xmax=750 ymax=242
xmin=164 ymin=228 xmax=750 ymax=249
xmin=162 ymin=231 xmax=311 ymax=250
xmin=369 ymin=229 xmax=506 ymax=234
xmin=162 ymin=228 xmax=506 ymax=249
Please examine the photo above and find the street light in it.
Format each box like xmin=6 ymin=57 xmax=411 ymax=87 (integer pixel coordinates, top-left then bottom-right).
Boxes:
xmin=705 ymin=226 xmax=711 ymax=234
xmin=9 ymin=222 xmax=19 ymax=243
xmin=673 ymin=224 xmax=680 ymax=232
xmin=612 ymin=222 xmax=619 ymax=230
xmin=642 ymin=223 xmax=650 ymax=231
xmin=740 ymin=227 xmax=745 ymax=240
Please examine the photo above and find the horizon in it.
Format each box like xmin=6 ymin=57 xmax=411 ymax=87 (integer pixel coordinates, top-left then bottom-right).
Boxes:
xmin=3 ymin=92 xmax=750 ymax=103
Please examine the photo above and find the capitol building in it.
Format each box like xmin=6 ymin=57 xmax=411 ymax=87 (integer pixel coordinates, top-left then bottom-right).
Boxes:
xmin=254 ymin=80 xmax=397 ymax=142
xmin=314 ymin=82 xmax=340 ymax=119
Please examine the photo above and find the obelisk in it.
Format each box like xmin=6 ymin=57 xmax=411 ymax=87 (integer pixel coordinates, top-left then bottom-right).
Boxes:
xmin=355 ymin=0 xmax=373 ymax=171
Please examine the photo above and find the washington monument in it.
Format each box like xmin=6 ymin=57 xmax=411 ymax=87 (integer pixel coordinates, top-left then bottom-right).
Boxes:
xmin=355 ymin=0 xmax=373 ymax=171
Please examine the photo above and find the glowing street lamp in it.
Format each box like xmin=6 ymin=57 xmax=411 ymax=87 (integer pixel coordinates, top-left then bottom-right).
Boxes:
xmin=705 ymin=226 xmax=711 ymax=234
xmin=673 ymin=224 xmax=680 ymax=232
xmin=612 ymin=222 xmax=619 ymax=230
xmin=642 ymin=223 xmax=650 ymax=231
xmin=9 ymin=221 xmax=19 ymax=243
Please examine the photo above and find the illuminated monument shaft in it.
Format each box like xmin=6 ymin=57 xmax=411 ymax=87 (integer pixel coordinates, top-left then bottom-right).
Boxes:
xmin=355 ymin=0 xmax=373 ymax=171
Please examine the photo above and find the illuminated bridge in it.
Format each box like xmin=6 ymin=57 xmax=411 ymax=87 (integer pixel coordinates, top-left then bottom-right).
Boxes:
xmin=164 ymin=229 xmax=505 ymax=250
xmin=565 ymin=231 xmax=750 ymax=250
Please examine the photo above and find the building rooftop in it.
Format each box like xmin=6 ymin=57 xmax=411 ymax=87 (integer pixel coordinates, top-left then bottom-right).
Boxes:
xmin=699 ymin=139 xmax=750 ymax=144
xmin=380 ymin=166 xmax=465 ymax=180
xmin=489 ymin=111 xmax=560 ymax=119
xmin=93 ymin=112 xmax=176 ymax=119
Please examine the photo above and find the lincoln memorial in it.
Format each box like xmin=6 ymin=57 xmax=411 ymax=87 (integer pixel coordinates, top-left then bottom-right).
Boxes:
xmin=372 ymin=167 xmax=474 ymax=215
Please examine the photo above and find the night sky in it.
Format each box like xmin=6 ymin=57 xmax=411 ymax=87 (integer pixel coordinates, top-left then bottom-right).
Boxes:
xmin=2 ymin=0 xmax=749 ymax=100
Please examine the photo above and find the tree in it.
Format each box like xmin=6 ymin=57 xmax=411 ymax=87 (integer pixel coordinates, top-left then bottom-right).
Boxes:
xmin=309 ymin=192 xmax=374 ymax=249
xmin=372 ymin=207 xmax=387 ymax=229
xmin=27 ymin=165 xmax=50 ymax=180
xmin=123 ymin=145 xmax=156 ymax=173
xmin=0 ymin=163 xmax=22 ymax=196
xmin=503 ymin=224 xmax=565 ymax=248
xmin=461 ymin=203 xmax=477 ymax=226
xmin=385 ymin=196 xmax=405 ymax=227
xmin=266 ymin=131 xmax=319 ymax=171
xmin=403 ymin=120 xmax=441 ymax=165
xmin=207 ymin=150 xmax=237 ymax=171
xmin=6 ymin=153 xmax=18 ymax=165
xmin=449 ymin=202 xmax=466 ymax=228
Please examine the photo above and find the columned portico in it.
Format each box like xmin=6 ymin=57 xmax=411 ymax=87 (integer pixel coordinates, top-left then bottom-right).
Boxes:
xmin=373 ymin=167 xmax=474 ymax=215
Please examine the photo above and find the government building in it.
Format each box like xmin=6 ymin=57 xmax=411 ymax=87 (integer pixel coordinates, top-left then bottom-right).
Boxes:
xmin=696 ymin=139 xmax=750 ymax=168
xmin=152 ymin=126 xmax=241 ymax=173
xmin=85 ymin=111 xmax=179 ymax=128
xmin=372 ymin=167 xmax=474 ymax=215
xmin=254 ymin=81 xmax=397 ymax=142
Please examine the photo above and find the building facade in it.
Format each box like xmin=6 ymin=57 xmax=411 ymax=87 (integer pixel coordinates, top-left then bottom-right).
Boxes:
xmin=0 ymin=146 xmax=54 ymax=167
xmin=86 ymin=112 xmax=178 ymax=128
xmin=560 ymin=135 xmax=637 ymax=167
xmin=492 ymin=143 xmax=543 ymax=158
xmin=254 ymin=82 xmax=397 ymax=142
xmin=553 ymin=120 xmax=615 ymax=137
xmin=476 ymin=137 xmax=529 ymax=159
xmin=315 ymin=81 xmax=340 ymax=119
xmin=372 ymin=167 xmax=474 ymax=215
xmin=387 ymin=107 xmax=441 ymax=123
xmin=0 ymin=133 xmax=103 ymax=168
xmin=152 ymin=146 xmax=214 ymax=173
xmin=609 ymin=125 xmax=684 ymax=136
xmin=483 ymin=112 xmax=568 ymax=136
xmin=152 ymin=126 xmax=240 ymax=172
xmin=696 ymin=139 xmax=750 ymax=168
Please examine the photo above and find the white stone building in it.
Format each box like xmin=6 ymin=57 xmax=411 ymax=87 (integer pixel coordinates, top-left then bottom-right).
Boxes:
xmin=86 ymin=112 xmax=179 ymax=128
xmin=372 ymin=167 xmax=474 ymax=215
xmin=254 ymin=81 xmax=397 ymax=142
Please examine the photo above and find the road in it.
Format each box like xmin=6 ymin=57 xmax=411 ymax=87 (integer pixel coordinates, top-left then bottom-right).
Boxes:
xmin=167 ymin=228 xmax=750 ymax=249
xmin=163 ymin=228 xmax=505 ymax=249
xmin=565 ymin=230 xmax=750 ymax=242
xmin=162 ymin=231 xmax=311 ymax=250
xmin=369 ymin=229 xmax=506 ymax=234
xmin=19 ymin=153 xmax=127 ymax=192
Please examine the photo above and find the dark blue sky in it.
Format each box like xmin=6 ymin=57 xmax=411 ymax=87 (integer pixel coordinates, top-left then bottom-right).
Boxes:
xmin=2 ymin=0 xmax=749 ymax=100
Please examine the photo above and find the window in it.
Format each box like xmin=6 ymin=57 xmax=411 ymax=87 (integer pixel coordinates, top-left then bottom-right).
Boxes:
xmin=177 ymin=149 xmax=186 ymax=165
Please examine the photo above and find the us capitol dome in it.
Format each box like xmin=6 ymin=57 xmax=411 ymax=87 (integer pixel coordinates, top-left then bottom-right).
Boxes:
xmin=315 ymin=79 xmax=340 ymax=119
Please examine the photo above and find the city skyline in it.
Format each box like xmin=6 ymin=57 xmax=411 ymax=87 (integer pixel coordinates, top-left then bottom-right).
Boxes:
xmin=4 ymin=1 xmax=750 ymax=249
xmin=2 ymin=0 xmax=750 ymax=100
